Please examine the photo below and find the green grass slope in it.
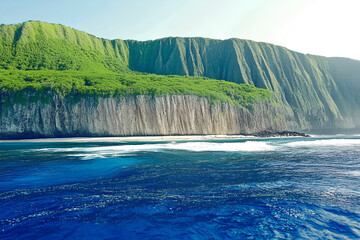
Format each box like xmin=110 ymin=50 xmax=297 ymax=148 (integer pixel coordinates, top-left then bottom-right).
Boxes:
xmin=0 ymin=21 xmax=273 ymax=112
xmin=0 ymin=21 xmax=129 ymax=72
xmin=0 ymin=69 xmax=272 ymax=111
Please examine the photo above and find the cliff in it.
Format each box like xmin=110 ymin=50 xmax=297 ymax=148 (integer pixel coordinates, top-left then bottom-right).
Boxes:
xmin=0 ymin=93 xmax=286 ymax=139
xmin=126 ymin=38 xmax=360 ymax=131
xmin=1 ymin=21 xmax=360 ymax=135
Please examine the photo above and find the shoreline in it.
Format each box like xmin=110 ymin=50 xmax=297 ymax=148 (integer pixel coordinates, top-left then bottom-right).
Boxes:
xmin=0 ymin=131 xmax=309 ymax=143
xmin=0 ymin=135 xmax=254 ymax=143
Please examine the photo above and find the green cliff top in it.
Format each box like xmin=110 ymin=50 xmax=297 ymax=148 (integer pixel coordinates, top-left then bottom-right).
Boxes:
xmin=0 ymin=69 xmax=273 ymax=110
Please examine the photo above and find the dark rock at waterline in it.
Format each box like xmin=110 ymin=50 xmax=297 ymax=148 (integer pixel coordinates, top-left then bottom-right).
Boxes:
xmin=253 ymin=131 xmax=310 ymax=138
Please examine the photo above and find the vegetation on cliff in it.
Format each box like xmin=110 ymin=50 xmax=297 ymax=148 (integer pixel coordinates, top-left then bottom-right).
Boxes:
xmin=0 ymin=21 xmax=129 ymax=72
xmin=0 ymin=69 xmax=272 ymax=110
xmin=0 ymin=21 xmax=274 ymax=111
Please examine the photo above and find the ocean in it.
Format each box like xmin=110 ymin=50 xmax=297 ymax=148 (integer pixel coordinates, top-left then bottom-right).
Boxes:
xmin=0 ymin=135 xmax=360 ymax=239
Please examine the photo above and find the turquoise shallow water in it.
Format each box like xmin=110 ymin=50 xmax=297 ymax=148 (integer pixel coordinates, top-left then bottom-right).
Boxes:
xmin=1 ymin=136 xmax=360 ymax=239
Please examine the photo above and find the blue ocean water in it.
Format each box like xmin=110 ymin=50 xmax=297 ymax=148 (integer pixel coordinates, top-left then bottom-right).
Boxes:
xmin=1 ymin=135 xmax=360 ymax=239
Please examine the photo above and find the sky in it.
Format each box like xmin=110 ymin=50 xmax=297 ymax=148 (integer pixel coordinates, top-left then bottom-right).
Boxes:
xmin=1 ymin=0 xmax=359 ymax=60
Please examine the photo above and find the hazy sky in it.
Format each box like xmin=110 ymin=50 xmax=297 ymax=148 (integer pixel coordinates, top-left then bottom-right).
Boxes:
xmin=1 ymin=0 xmax=359 ymax=60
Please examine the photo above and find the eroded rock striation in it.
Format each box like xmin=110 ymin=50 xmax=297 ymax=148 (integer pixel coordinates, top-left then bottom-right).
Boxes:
xmin=0 ymin=93 xmax=286 ymax=139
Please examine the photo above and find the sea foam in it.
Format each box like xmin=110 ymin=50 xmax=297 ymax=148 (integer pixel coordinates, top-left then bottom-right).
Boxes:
xmin=38 ymin=141 xmax=275 ymax=159
xmin=284 ymin=139 xmax=360 ymax=147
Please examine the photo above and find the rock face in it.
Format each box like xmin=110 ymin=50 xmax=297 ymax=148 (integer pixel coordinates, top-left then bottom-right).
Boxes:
xmin=0 ymin=94 xmax=286 ymax=139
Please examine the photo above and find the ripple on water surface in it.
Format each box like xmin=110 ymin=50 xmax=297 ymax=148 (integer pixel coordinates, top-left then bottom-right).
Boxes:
xmin=1 ymin=136 xmax=360 ymax=239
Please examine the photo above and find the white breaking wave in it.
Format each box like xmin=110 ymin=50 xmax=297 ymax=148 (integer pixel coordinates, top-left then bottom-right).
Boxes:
xmin=38 ymin=141 xmax=275 ymax=158
xmin=343 ymin=171 xmax=360 ymax=177
xmin=284 ymin=139 xmax=360 ymax=147
xmin=162 ymin=141 xmax=275 ymax=152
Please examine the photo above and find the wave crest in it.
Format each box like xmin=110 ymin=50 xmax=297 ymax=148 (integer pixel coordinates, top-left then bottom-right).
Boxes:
xmin=38 ymin=141 xmax=275 ymax=159
xmin=284 ymin=139 xmax=360 ymax=147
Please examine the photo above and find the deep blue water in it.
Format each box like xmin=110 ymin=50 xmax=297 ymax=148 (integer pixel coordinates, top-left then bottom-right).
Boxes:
xmin=1 ymin=135 xmax=360 ymax=239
